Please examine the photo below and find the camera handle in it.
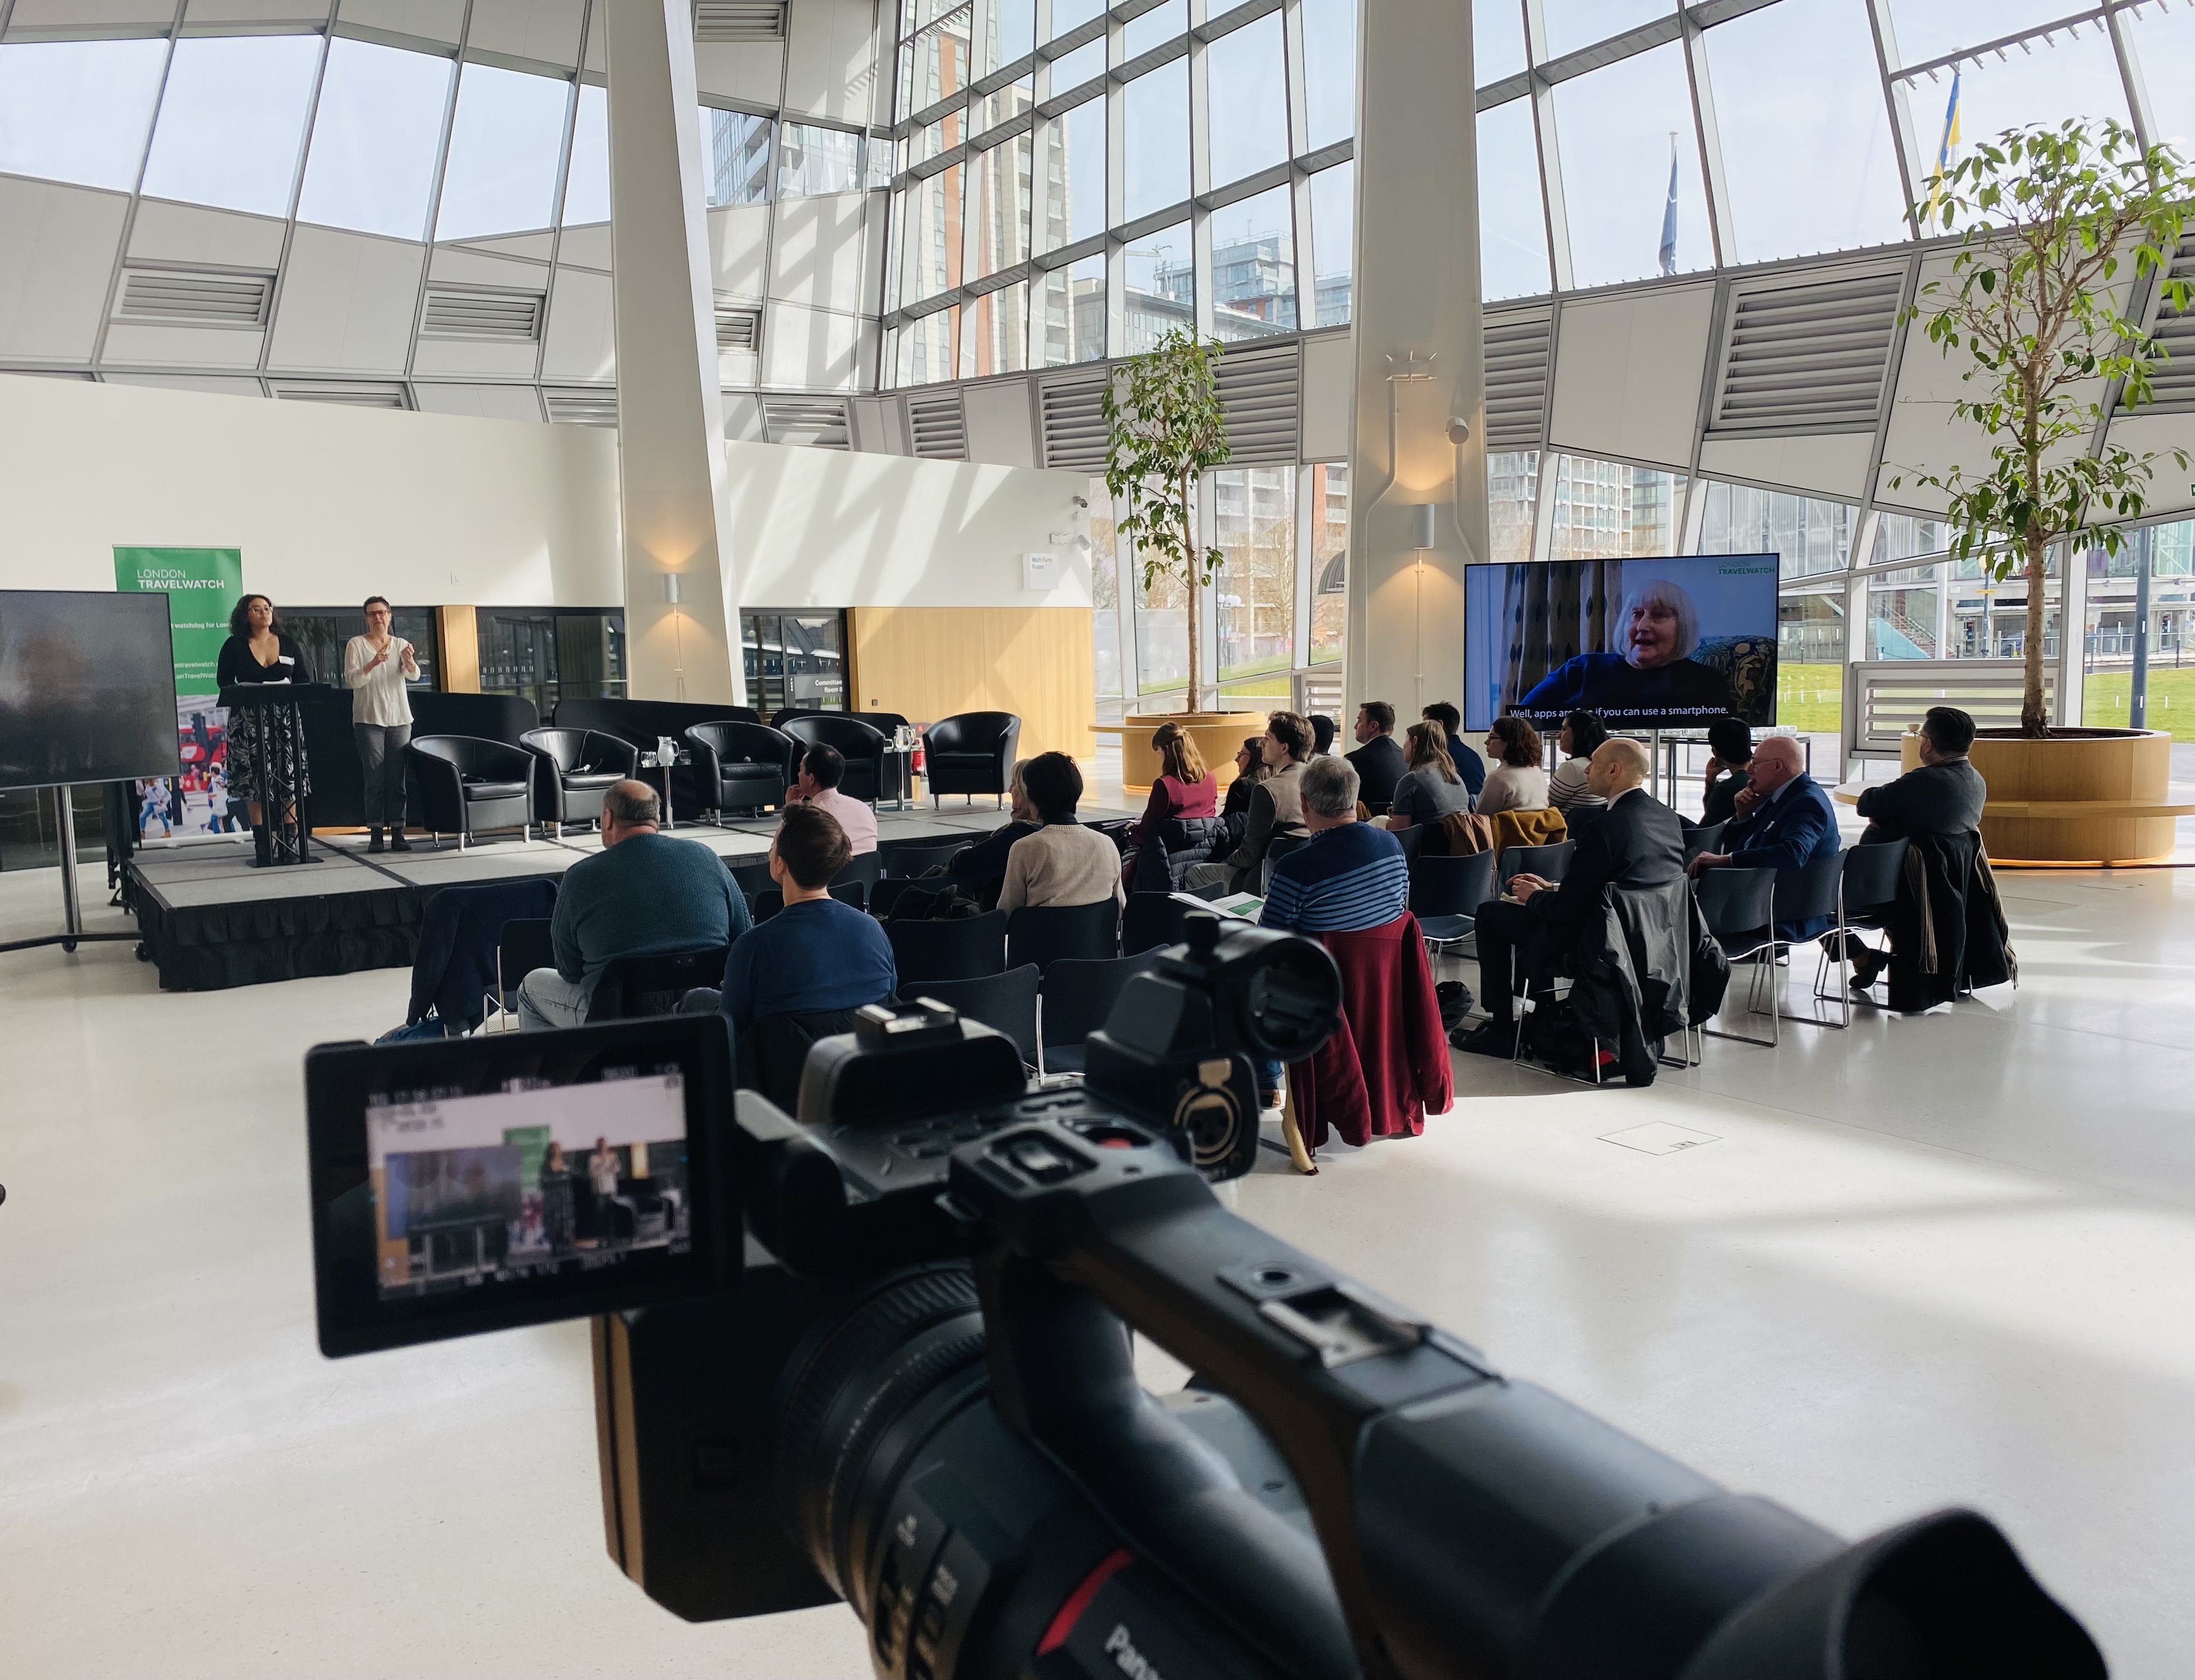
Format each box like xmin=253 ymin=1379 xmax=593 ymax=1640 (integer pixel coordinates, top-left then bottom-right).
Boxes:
xmin=974 ymin=1248 xmax=1359 ymax=1680
xmin=950 ymin=1121 xmax=2103 ymax=1680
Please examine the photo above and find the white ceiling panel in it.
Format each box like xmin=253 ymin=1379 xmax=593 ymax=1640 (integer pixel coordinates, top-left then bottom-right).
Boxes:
xmin=1697 ymin=432 xmax=1874 ymax=502
xmin=7 ymin=0 xmax=177 ymax=33
xmin=694 ymin=42 xmax=784 ymax=106
xmin=413 ymin=381 xmax=545 ymax=421
xmin=782 ymin=0 xmax=875 ymax=123
xmin=846 ymin=393 xmax=899 ymax=453
xmin=2102 ymin=413 xmax=2195 ymax=519
xmin=334 ymin=0 xmax=463 ymax=47
xmin=103 ymin=322 xmax=267 ymax=367
xmin=184 ymin=0 xmax=331 ymax=22
xmin=410 ymin=335 xmax=538 ymax=376
xmin=708 ymin=203 xmax=769 ymax=302
xmin=128 ymin=199 xmax=288 ymax=271
xmin=556 ymin=222 xmax=612 ymax=271
xmin=762 ymin=301 xmax=861 ymax=390
xmin=465 ymin=0 xmax=583 ymax=69
xmin=539 ymin=266 xmax=614 ymax=381
xmin=718 ymin=346 xmax=760 ymax=387
xmin=1299 ymin=331 xmax=1351 ymax=463
xmin=0 ymin=177 xmax=128 ymax=360
xmin=457 ymin=229 xmax=557 ymax=262
xmin=721 ymin=390 xmax=765 ymax=441
xmin=769 ymin=191 xmax=866 ymax=313
xmin=266 ymin=223 xmax=425 ymax=371
xmin=963 ymin=376 xmax=1034 ymax=466
xmin=103 ymin=372 xmax=265 ymax=396
xmin=427 ymin=244 xmax=549 ymax=285
xmin=1548 ymin=283 xmax=1716 ymax=471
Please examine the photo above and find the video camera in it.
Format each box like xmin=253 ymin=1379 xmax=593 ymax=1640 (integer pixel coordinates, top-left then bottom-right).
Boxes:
xmin=306 ymin=916 xmax=2102 ymax=1680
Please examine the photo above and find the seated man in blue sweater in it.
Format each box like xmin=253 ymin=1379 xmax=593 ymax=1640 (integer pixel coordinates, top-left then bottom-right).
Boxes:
xmin=518 ymin=779 xmax=751 ymax=1029
xmin=1687 ymin=735 xmax=1840 ymax=937
xmin=1261 ymin=756 xmax=1409 ymax=936
xmin=720 ymin=802 xmax=897 ymax=1036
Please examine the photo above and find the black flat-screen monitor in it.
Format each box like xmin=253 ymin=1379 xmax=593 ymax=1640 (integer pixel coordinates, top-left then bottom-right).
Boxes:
xmin=0 ymin=590 xmax=180 ymax=791
xmin=1463 ymin=554 xmax=1779 ymax=732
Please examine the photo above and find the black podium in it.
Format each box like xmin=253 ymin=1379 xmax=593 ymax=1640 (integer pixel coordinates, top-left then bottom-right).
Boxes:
xmin=219 ymin=683 xmax=319 ymax=866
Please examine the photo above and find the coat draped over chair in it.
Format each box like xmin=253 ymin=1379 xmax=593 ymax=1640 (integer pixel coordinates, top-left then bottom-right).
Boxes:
xmin=1884 ymin=831 xmax=2016 ymax=1013
xmin=1288 ymin=911 xmax=1453 ymax=1151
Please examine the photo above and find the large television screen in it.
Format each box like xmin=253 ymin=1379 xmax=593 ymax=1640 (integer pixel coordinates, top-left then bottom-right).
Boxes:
xmin=0 ymin=590 xmax=181 ymax=791
xmin=1464 ymin=554 xmax=1779 ymax=732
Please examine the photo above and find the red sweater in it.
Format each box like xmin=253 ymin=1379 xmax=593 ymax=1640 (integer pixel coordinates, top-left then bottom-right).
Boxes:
xmin=1290 ymin=912 xmax=1453 ymax=1150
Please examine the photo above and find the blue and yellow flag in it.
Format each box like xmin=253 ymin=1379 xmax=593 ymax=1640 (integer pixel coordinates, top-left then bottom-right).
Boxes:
xmin=1925 ymin=69 xmax=1962 ymax=229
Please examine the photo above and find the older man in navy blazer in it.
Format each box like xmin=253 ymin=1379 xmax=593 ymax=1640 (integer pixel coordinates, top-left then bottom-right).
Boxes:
xmin=1687 ymin=735 xmax=1840 ymax=938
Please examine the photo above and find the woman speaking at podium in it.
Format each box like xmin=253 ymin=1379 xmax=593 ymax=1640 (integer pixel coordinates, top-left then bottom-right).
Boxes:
xmin=217 ymin=592 xmax=311 ymax=865
xmin=343 ymin=596 xmax=417 ymax=853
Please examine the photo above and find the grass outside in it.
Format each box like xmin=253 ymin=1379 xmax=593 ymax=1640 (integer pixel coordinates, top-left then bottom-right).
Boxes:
xmin=2082 ymin=667 xmax=2195 ymax=741
xmin=1779 ymin=663 xmax=1843 ymax=736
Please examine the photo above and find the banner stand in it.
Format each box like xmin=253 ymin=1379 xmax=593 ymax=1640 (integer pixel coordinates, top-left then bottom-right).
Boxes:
xmin=0 ymin=786 xmax=141 ymax=957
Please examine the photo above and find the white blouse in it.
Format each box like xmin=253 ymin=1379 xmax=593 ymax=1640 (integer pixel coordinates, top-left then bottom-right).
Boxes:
xmin=343 ymin=635 xmax=416 ymax=727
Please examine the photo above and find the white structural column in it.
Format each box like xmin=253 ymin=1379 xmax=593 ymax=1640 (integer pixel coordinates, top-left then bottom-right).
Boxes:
xmin=1342 ymin=0 xmax=1486 ymax=721
xmin=603 ymin=0 xmax=743 ymax=703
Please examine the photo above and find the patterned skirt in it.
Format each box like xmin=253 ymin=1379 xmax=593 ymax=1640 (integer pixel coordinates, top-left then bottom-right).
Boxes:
xmin=225 ymin=698 xmax=312 ymax=804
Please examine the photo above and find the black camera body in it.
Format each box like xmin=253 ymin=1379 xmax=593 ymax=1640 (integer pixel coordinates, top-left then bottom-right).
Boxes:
xmin=308 ymin=919 xmax=2104 ymax=1680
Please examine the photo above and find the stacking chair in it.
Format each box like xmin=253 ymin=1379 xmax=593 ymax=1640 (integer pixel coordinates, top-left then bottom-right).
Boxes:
xmin=1408 ymin=852 xmax=1496 ymax=952
xmin=833 ymin=850 xmax=885 ymax=893
xmin=1038 ymin=952 xmax=1158 ymax=1074
xmin=1121 ymin=891 xmax=1193 ymax=956
xmin=886 ymin=908 xmax=1009 ymax=985
xmin=909 ymin=964 xmax=1040 ymax=1067
xmin=1693 ymin=867 xmax=1780 ymax=1050
xmin=1006 ymin=899 xmax=1120 ymax=972
xmin=586 ymin=946 xmax=731 ymax=1022
xmin=1498 ymin=839 xmax=1574 ymax=892
xmin=1392 ymin=822 xmax=1429 ymax=864
xmin=1771 ymin=847 xmax=1845 ymax=1028
xmin=885 ymin=839 xmax=971 ymax=878
xmin=1813 ymin=839 xmax=1909 ymax=1023
xmin=1683 ymin=821 xmax=1726 ymax=863
xmin=485 ymin=917 xmax=557 ymax=1033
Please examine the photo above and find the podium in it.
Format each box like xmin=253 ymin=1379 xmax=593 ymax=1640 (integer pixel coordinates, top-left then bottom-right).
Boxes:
xmin=219 ymin=683 xmax=319 ymax=866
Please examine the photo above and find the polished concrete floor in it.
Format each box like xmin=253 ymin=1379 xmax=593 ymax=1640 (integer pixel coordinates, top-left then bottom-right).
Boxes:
xmin=3 ymin=847 xmax=2193 ymax=1676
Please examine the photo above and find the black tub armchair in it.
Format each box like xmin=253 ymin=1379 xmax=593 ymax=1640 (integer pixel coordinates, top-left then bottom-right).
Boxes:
xmin=685 ymin=721 xmax=797 ymax=817
xmin=520 ymin=727 xmax=638 ymax=834
xmin=923 ymin=712 xmax=1021 ymax=807
xmin=408 ymin=736 xmax=538 ymax=849
xmin=782 ymin=714 xmax=890 ymax=804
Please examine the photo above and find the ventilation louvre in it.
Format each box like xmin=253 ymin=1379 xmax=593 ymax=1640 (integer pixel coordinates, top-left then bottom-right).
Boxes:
xmin=2139 ymin=240 xmax=2195 ymax=414
xmin=1213 ymin=344 xmax=1300 ymax=467
xmin=272 ymin=380 xmax=410 ymax=410
xmin=1039 ymin=374 xmax=1110 ymax=471
xmin=1710 ymin=273 xmax=1902 ymax=434
xmin=695 ymin=0 xmax=785 ymax=42
xmin=907 ymin=392 xmax=967 ymax=459
xmin=422 ymin=287 xmax=545 ymax=342
xmin=545 ymin=386 xmax=617 ymax=426
xmin=716 ymin=303 xmax=762 ymax=353
xmin=763 ymin=397 xmax=851 ymax=448
xmin=1483 ymin=312 xmax=1552 ymax=450
xmin=116 ymin=267 xmax=272 ymax=328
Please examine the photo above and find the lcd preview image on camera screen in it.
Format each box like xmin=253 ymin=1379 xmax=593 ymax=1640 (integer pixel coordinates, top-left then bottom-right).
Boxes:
xmin=363 ymin=1069 xmax=689 ymax=1296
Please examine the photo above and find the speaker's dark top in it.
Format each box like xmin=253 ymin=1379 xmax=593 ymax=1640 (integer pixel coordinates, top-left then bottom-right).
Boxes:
xmin=217 ymin=631 xmax=308 ymax=687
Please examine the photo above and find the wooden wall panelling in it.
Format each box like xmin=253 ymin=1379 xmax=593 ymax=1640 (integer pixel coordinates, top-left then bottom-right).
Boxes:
xmin=438 ymin=604 xmax=480 ymax=692
xmin=849 ymin=607 xmax=1094 ymax=761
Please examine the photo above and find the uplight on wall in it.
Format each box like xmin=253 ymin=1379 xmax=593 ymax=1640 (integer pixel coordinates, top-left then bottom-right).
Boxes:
xmin=662 ymin=572 xmax=685 ymax=698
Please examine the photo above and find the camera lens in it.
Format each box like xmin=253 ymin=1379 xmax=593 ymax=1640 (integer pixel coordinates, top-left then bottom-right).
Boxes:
xmin=1239 ymin=943 xmax=1343 ymax=1059
xmin=773 ymin=1264 xmax=990 ymax=1601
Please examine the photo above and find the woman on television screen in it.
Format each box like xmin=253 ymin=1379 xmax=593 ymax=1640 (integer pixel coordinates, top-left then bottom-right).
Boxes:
xmin=1519 ymin=578 xmax=1730 ymax=716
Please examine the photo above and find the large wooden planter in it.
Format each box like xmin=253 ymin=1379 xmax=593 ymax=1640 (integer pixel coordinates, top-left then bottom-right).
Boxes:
xmin=1096 ymin=711 xmax=1269 ymax=797
xmin=1905 ymin=727 xmax=2178 ymax=865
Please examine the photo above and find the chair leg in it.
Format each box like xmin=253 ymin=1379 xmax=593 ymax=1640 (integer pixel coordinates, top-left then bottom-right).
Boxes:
xmin=1705 ymin=951 xmax=1780 ymax=1048
xmin=1280 ymin=1083 xmax=1317 ymax=1175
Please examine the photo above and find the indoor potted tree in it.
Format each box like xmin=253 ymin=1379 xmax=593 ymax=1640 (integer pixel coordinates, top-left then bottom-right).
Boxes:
xmin=1101 ymin=326 xmax=1255 ymax=794
xmin=1890 ymin=117 xmax=2191 ymax=861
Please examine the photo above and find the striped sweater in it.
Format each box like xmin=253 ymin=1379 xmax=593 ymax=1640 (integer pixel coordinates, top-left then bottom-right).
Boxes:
xmin=1260 ymin=822 xmax=1409 ymax=934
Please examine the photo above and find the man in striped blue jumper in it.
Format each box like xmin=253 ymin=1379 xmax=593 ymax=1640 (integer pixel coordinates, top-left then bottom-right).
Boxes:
xmin=1262 ymin=757 xmax=1410 ymax=937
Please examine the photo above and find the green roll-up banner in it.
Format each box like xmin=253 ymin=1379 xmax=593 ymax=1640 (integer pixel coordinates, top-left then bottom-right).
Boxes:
xmin=113 ymin=547 xmax=242 ymax=697
xmin=113 ymin=548 xmax=244 ymax=839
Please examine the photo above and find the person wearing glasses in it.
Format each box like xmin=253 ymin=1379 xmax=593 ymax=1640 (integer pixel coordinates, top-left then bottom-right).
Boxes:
xmin=343 ymin=596 xmax=418 ymax=853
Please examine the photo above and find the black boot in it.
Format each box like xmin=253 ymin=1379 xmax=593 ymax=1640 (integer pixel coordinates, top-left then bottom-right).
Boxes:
xmin=367 ymin=827 xmax=385 ymax=854
xmin=390 ymin=829 xmax=412 ymax=852
xmin=252 ymin=822 xmax=272 ymax=868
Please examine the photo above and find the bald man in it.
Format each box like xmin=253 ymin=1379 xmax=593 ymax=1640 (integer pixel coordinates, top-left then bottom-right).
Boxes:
xmin=1454 ymin=737 xmax=1687 ymax=1056
xmin=1687 ymin=734 xmax=1840 ymax=939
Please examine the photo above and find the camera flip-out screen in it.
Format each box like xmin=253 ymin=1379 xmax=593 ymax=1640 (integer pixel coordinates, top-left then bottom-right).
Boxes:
xmin=306 ymin=1017 xmax=738 ymax=1357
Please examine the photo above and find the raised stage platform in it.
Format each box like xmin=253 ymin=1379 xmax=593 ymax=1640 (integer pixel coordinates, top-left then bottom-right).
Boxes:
xmin=124 ymin=802 xmax=1100 ymax=991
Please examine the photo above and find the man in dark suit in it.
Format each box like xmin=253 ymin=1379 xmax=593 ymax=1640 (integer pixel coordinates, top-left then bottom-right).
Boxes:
xmin=1422 ymin=701 xmax=1487 ymax=799
xmin=1345 ymin=701 xmax=1409 ymax=808
xmin=1454 ymin=737 xmax=1684 ymax=1055
xmin=1688 ymin=735 xmax=1840 ymax=937
xmin=1855 ymin=706 xmax=1986 ymax=841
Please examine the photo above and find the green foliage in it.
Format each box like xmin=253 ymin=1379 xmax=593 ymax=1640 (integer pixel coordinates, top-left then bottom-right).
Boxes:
xmin=1890 ymin=118 xmax=2193 ymax=734
xmin=1103 ymin=327 xmax=1232 ymax=707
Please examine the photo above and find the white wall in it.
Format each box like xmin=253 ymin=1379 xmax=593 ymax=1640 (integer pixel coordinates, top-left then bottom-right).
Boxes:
xmin=0 ymin=373 xmax=623 ymax=606
xmin=0 ymin=373 xmax=1090 ymax=617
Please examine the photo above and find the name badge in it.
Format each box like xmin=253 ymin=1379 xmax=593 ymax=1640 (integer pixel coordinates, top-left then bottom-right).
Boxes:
xmin=278 ymin=655 xmax=295 ymax=666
